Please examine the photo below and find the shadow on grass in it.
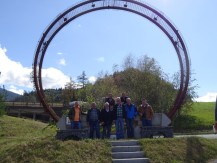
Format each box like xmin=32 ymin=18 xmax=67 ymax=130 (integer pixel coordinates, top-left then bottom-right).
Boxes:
xmin=186 ymin=137 xmax=206 ymax=163
xmin=173 ymin=115 xmax=212 ymax=131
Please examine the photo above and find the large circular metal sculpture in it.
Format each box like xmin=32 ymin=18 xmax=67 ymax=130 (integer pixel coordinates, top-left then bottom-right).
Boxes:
xmin=33 ymin=0 xmax=190 ymax=122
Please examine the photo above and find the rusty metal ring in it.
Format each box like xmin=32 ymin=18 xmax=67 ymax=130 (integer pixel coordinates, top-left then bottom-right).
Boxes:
xmin=33 ymin=0 xmax=190 ymax=122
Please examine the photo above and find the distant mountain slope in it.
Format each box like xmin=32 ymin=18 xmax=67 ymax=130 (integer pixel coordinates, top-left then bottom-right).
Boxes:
xmin=0 ymin=88 xmax=21 ymax=101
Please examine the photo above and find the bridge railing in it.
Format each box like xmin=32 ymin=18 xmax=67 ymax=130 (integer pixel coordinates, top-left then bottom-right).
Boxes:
xmin=4 ymin=101 xmax=64 ymax=107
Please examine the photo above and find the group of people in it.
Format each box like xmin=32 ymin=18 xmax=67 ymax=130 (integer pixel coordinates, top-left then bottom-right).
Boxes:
xmin=68 ymin=93 xmax=154 ymax=139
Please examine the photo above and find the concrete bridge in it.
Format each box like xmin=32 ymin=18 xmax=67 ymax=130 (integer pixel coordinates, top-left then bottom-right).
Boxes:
xmin=5 ymin=102 xmax=66 ymax=122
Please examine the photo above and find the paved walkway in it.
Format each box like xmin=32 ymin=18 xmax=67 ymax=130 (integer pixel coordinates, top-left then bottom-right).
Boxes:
xmin=175 ymin=133 xmax=217 ymax=139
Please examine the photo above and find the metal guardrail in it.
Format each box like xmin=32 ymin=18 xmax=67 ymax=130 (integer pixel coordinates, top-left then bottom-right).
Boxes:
xmin=5 ymin=102 xmax=63 ymax=107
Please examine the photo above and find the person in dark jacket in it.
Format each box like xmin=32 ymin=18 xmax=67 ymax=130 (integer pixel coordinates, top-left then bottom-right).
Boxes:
xmin=86 ymin=102 xmax=101 ymax=139
xmin=105 ymin=93 xmax=115 ymax=109
xmin=68 ymin=101 xmax=82 ymax=129
xmin=125 ymin=98 xmax=137 ymax=138
xmin=101 ymin=102 xmax=113 ymax=139
xmin=120 ymin=92 xmax=128 ymax=105
xmin=114 ymin=97 xmax=126 ymax=139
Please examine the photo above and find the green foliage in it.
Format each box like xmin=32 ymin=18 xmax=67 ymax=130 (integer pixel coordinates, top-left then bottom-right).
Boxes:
xmin=140 ymin=137 xmax=217 ymax=163
xmin=173 ymin=115 xmax=206 ymax=130
xmin=62 ymin=77 xmax=77 ymax=105
xmin=85 ymin=54 xmax=180 ymax=113
xmin=81 ymin=100 xmax=91 ymax=112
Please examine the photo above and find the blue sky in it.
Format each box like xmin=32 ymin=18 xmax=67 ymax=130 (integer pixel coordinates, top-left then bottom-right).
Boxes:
xmin=0 ymin=0 xmax=217 ymax=102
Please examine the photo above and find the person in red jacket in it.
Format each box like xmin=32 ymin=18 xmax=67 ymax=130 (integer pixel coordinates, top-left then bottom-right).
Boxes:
xmin=68 ymin=101 xmax=82 ymax=129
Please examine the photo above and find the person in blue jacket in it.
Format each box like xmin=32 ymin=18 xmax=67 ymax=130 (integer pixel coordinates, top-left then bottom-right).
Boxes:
xmin=125 ymin=98 xmax=137 ymax=138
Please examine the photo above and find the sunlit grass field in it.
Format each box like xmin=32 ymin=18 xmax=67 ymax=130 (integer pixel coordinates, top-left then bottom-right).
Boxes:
xmin=189 ymin=102 xmax=215 ymax=125
xmin=173 ymin=102 xmax=216 ymax=131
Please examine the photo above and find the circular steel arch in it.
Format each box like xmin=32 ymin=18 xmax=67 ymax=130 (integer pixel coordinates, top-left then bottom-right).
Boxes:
xmin=33 ymin=0 xmax=190 ymax=122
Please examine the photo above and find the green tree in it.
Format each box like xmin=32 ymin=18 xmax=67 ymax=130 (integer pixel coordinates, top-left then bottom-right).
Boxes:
xmin=172 ymin=71 xmax=198 ymax=115
xmin=62 ymin=77 xmax=77 ymax=105
xmin=77 ymin=71 xmax=88 ymax=89
xmin=77 ymin=71 xmax=88 ymax=101
xmin=89 ymin=54 xmax=195 ymax=114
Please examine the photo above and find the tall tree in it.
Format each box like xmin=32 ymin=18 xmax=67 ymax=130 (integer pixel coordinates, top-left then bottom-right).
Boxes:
xmin=62 ymin=77 xmax=77 ymax=105
xmin=77 ymin=71 xmax=89 ymax=101
xmin=90 ymin=54 xmax=188 ymax=113
xmin=77 ymin=71 xmax=88 ymax=89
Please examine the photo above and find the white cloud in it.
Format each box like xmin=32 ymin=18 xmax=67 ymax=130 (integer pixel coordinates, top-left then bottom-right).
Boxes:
xmin=0 ymin=47 xmax=32 ymax=88
xmin=57 ymin=52 xmax=63 ymax=55
xmin=195 ymin=92 xmax=217 ymax=102
xmin=88 ymin=76 xmax=97 ymax=84
xmin=59 ymin=58 xmax=66 ymax=66
xmin=0 ymin=47 xmax=70 ymax=94
xmin=42 ymin=67 xmax=70 ymax=89
xmin=8 ymin=85 xmax=24 ymax=95
xmin=97 ymin=57 xmax=105 ymax=63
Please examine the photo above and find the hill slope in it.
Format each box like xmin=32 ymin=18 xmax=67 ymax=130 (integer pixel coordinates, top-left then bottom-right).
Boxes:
xmin=173 ymin=102 xmax=215 ymax=131
xmin=1 ymin=115 xmax=217 ymax=163
xmin=0 ymin=88 xmax=21 ymax=101
xmin=0 ymin=116 xmax=111 ymax=163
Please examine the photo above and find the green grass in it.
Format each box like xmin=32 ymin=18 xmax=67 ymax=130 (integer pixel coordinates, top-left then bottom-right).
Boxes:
xmin=140 ymin=137 xmax=217 ymax=163
xmin=1 ymin=102 xmax=217 ymax=163
xmin=189 ymin=102 xmax=215 ymax=125
xmin=0 ymin=116 xmax=111 ymax=163
xmin=173 ymin=102 xmax=216 ymax=131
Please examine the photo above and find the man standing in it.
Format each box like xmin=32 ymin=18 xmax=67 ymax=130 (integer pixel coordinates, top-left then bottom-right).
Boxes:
xmin=86 ymin=102 xmax=101 ymax=139
xmin=68 ymin=101 xmax=82 ymax=129
xmin=125 ymin=98 xmax=137 ymax=138
xmin=114 ymin=97 xmax=126 ymax=139
xmin=138 ymin=98 xmax=154 ymax=126
xmin=105 ymin=93 xmax=115 ymax=108
xmin=101 ymin=102 xmax=113 ymax=139
xmin=120 ymin=92 xmax=128 ymax=105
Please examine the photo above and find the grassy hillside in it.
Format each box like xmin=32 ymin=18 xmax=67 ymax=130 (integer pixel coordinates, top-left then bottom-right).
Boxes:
xmin=140 ymin=137 xmax=217 ymax=163
xmin=189 ymin=102 xmax=215 ymax=125
xmin=0 ymin=116 xmax=111 ymax=163
xmin=1 ymin=107 xmax=217 ymax=163
xmin=173 ymin=102 xmax=215 ymax=131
